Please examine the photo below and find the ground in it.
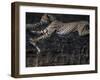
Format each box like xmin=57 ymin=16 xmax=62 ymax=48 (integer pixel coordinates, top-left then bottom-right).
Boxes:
xmin=26 ymin=31 xmax=89 ymax=67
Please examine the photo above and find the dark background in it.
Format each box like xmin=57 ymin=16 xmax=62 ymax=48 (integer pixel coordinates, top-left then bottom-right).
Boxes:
xmin=26 ymin=12 xmax=89 ymax=67
xmin=26 ymin=12 xmax=89 ymax=23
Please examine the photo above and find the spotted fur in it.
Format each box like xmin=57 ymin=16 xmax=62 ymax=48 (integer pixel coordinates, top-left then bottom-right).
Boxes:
xmin=31 ymin=14 xmax=89 ymax=42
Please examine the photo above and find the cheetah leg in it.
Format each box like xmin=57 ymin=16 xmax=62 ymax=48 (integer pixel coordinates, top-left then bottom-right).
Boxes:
xmin=78 ymin=25 xmax=89 ymax=36
xmin=78 ymin=30 xmax=89 ymax=36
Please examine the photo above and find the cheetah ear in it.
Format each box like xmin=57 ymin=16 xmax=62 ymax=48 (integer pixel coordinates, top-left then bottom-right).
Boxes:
xmin=42 ymin=14 xmax=48 ymax=19
xmin=48 ymin=14 xmax=56 ymax=21
xmin=44 ymin=13 xmax=48 ymax=17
